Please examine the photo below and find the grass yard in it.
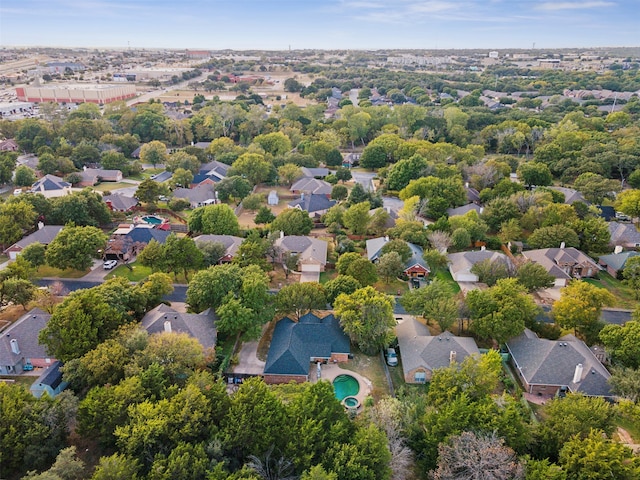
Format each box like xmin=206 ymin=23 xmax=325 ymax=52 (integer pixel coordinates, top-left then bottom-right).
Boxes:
xmin=35 ymin=265 xmax=88 ymax=278
xmin=106 ymin=262 xmax=152 ymax=282
xmin=373 ymin=278 xmax=409 ymax=295
xmin=434 ymin=269 xmax=461 ymax=294
xmin=91 ymin=182 xmax=132 ymax=192
xmin=319 ymin=270 xmax=338 ymax=284
xmin=616 ymin=414 xmax=640 ymax=444
xmin=0 ymin=375 xmax=34 ymax=389
xmin=339 ymin=347 xmax=390 ymax=401
xmin=583 ymin=273 xmax=638 ymax=309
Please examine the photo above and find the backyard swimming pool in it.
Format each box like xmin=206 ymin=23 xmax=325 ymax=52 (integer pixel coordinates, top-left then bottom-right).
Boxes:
xmin=332 ymin=374 xmax=360 ymax=401
xmin=142 ymin=215 xmax=164 ymax=225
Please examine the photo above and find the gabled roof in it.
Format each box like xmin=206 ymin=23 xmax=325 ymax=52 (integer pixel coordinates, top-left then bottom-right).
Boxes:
xmin=31 ymin=174 xmax=71 ymax=192
xmin=300 ymin=167 xmax=329 ymax=178
xmin=194 ymin=234 xmax=244 ymax=257
xmin=366 ymin=237 xmax=428 ymax=272
xmin=522 ymin=248 xmax=599 ymax=280
xmin=608 ymin=222 xmax=640 ymax=245
xmin=34 ymin=361 xmax=64 ymax=389
xmin=447 ymin=203 xmax=482 ymax=217
xmin=550 ymin=186 xmax=588 ymax=205
xmin=141 ymin=304 xmax=217 ymax=349
xmin=103 ymin=194 xmax=138 ymax=211
xmin=288 ymin=194 xmax=336 ymax=213
xmin=275 ymin=235 xmax=328 ymax=265
xmin=506 ymin=329 xmax=611 ymax=397
xmin=124 ymin=226 xmax=171 ymax=245
xmin=173 ymin=184 xmax=215 ymax=204
xmin=0 ymin=308 xmax=51 ymax=365
xmin=264 ymin=312 xmax=350 ymax=376
xmin=199 ymin=160 xmax=230 ymax=177
xmin=81 ymin=168 xmax=121 ymax=181
xmin=465 ymin=186 xmax=481 ymax=203
xmin=6 ymin=225 xmax=64 ymax=252
xmin=290 ymin=177 xmax=332 ymax=195
xmin=150 ymin=171 xmax=173 ymax=183
xmin=598 ymin=251 xmax=640 ymax=272
xmin=192 ymin=141 xmax=211 ymax=149
xmin=397 ymin=318 xmax=479 ymax=376
xmin=448 ymin=250 xmax=509 ymax=276
xmin=405 ymin=242 xmax=429 ymax=272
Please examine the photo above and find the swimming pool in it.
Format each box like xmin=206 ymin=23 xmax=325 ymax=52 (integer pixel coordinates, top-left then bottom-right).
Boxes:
xmin=142 ymin=215 xmax=164 ymax=225
xmin=332 ymin=374 xmax=360 ymax=401
xmin=343 ymin=396 xmax=360 ymax=408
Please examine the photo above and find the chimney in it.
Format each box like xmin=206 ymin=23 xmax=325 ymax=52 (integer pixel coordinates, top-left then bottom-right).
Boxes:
xmin=573 ymin=363 xmax=583 ymax=384
xmin=479 ymin=207 xmax=484 ymax=214
xmin=164 ymin=320 xmax=172 ymax=333
xmin=10 ymin=338 xmax=20 ymax=355
xmin=38 ymin=221 xmax=44 ymax=230
xmin=481 ymin=246 xmax=486 ymax=251
xmin=384 ymin=235 xmax=389 ymax=242
xmin=560 ymin=242 xmax=565 ymax=249
xmin=386 ymin=206 xmax=391 ymax=214
xmin=449 ymin=350 xmax=457 ymax=365
xmin=300 ymin=192 xmax=305 ymax=200
xmin=614 ymin=245 xmax=623 ymax=254
xmin=280 ymin=230 xmax=284 ymax=239
xmin=465 ymin=182 xmax=469 ymax=188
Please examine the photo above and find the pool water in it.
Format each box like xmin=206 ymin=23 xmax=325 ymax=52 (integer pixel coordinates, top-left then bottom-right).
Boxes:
xmin=142 ymin=215 xmax=164 ymax=225
xmin=333 ymin=374 xmax=360 ymax=401
xmin=343 ymin=396 xmax=359 ymax=408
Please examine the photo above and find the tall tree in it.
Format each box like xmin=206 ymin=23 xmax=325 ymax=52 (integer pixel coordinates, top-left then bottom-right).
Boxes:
xmin=552 ymin=281 xmax=615 ymax=340
xmin=400 ymin=279 xmax=459 ymax=331
xmin=271 ymin=208 xmax=314 ymax=236
xmin=275 ymin=282 xmax=326 ymax=320
xmin=186 ymin=263 xmax=243 ymax=311
xmin=45 ymin=225 xmax=107 ymax=271
xmin=139 ymin=140 xmax=169 ymax=167
xmin=376 ymin=252 xmax=404 ymax=283
xmin=188 ymin=204 xmax=240 ymax=235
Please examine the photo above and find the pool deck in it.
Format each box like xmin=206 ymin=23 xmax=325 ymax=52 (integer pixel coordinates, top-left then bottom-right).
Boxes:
xmin=312 ymin=362 xmax=372 ymax=409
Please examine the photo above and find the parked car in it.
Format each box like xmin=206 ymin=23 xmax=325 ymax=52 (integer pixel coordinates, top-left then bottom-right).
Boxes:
xmin=103 ymin=259 xmax=118 ymax=270
xmin=386 ymin=348 xmax=398 ymax=367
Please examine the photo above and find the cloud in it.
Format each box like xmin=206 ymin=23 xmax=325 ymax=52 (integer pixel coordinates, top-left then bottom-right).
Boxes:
xmin=537 ymin=1 xmax=615 ymax=11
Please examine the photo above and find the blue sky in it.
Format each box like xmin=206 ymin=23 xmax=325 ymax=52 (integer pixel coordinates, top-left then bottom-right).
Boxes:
xmin=1 ymin=0 xmax=638 ymax=50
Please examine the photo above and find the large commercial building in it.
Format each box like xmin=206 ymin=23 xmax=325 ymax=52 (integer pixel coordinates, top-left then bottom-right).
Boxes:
xmin=15 ymin=84 xmax=136 ymax=104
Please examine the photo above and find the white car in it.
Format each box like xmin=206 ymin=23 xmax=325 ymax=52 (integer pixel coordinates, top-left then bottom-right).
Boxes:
xmin=103 ymin=260 xmax=118 ymax=270
xmin=386 ymin=348 xmax=398 ymax=367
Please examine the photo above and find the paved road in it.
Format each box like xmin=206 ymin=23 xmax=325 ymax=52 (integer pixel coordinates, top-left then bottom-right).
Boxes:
xmin=351 ymin=171 xmax=376 ymax=192
xmin=37 ymin=279 xmax=188 ymax=303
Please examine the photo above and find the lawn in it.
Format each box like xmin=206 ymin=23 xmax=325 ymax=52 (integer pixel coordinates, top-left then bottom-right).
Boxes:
xmin=616 ymin=413 xmax=640 ymax=443
xmin=434 ymin=269 xmax=461 ymax=294
xmin=319 ymin=270 xmax=338 ymax=284
xmin=1 ymin=375 xmax=35 ymax=389
xmin=91 ymin=182 xmax=132 ymax=192
xmin=339 ymin=347 xmax=390 ymax=401
xmin=583 ymin=273 xmax=638 ymax=309
xmin=106 ymin=262 xmax=152 ymax=282
xmin=373 ymin=278 xmax=409 ymax=295
xmin=35 ymin=265 xmax=88 ymax=278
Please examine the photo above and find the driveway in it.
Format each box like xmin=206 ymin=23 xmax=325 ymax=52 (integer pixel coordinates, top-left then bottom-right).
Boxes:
xmin=80 ymin=259 xmax=116 ymax=281
xmin=300 ymin=271 xmax=320 ymax=283
xmin=233 ymin=338 xmax=265 ymax=375
xmin=351 ymin=171 xmax=376 ymax=192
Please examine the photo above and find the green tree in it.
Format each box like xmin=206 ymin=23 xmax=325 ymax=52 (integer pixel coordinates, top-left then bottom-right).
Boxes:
xmin=401 ymin=279 xmax=459 ymax=331
xmin=186 ymin=263 xmax=243 ymax=311
xmin=360 ymin=144 xmax=387 ymax=170
xmin=517 ymin=162 xmax=553 ymax=187
xmin=241 ymin=193 xmax=263 ymax=212
xmin=137 ymin=240 xmax=166 ymax=272
xmin=523 ymin=457 xmax=566 ymax=480
xmin=1 ymin=277 xmax=37 ymax=309
xmin=481 ymin=197 xmax=522 ymax=232
xmin=330 ymin=184 xmax=348 ymax=201
xmin=271 ymin=208 xmax=314 ymax=236
xmin=347 ymin=182 xmax=369 ymax=205
xmin=616 ymin=189 xmax=640 ymax=218
xmin=516 ymin=261 xmax=555 ymax=292
xmin=45 ymin=225 xmax=107 ymax=271
xmin=196 ymin=240 xmax=227 ymax=266
xmin=20 ymin=241 xmax=46 ymax=267
xmin=139 ymin=141 xmax=169 ymax=168
xmin=134 ymin=179 xmax=166 ymax=205
xmin=376 ymin=252 xmax=404 ymax=283
xmin=380 ymin=239 xmax=412 ymax=263
xmin=343 ymin=201 xmax=370 ymax=235
xmin=622 ymin=256 xmax=640 ymax=298
xmin=572 ymin=216 xmax=610 ymax=253
xmin=527 ymin=225 xmax=580 ymax=249
xmin=254 ymin=206 xmax=276 ymax=224
xmin=14 ymin=165 xmax=37 ymax=186
xmin=345 ymin=257 xmax=378 ymax=287
xmin=253 ymin=132 xmax=292 ymax=157
xmin=324 ymin=275 xmax=360 ymax=304
xmin=91 ymin=453 xmax=141 ymax=480
xmin=608 ymin=366 xmax=640 ymax=401
xmin=301 ymin=465 xmax=337 ymax=480
xmin=552 ymin=281 xmax=615 ymax=339
xmin=470 ymin=258 xmax=512 ymax=287
xmin=231 ymin=153 xmax=271 ymax=185
xmin=215 ymin=176 xmax=252 ymax=203
xmin=162 ymin=234 xmax=204 ymax=280
xmin=277 ymin=163 xmax=302 ymax=186
xmin=336 ymin=252 xmax=362 ymax=275
xmin=171 ymin=167 xmax=194 ymax=188
xmin=599 ymin=321 xmax=640 ymax=368
xmin=574 ymin=172 xmax=620 ymax=204
xmin=275 ymin=282 xmax=326 ymax=320
xmin=334 ymin=286 xmax=395 ymax=354
xmin=49 ymin=189 xmax=112 ymax=227
xmin=385 ymin=154 xmax=430 ymax=191
xmin=165 ymin=151 xmax=200 ymax=174
xmin=188 ymin=204 xmax=240 ymax=235
xmin=558 ymin=429 xmax=640 ymax=480
xmin=466 ymin=278 xmax=538 ymax=345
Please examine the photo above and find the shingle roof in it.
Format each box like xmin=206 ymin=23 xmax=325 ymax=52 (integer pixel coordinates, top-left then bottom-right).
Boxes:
xmin=194 ymin=235 xmax=243 ymax=257
xmin=81 ymin=168 xmax=122 ymax=181
xmin=405 ymin=242 xmax=429 ymax=272
xmin=103 ymin=194 xmax=138 ymax=211
xmin=366 ymin=237 xmax=428 ymax=272
xmin=31 ymin=174 xmax=71 ymax=192
xmin=264 ymin=312 xmax=350 ymax=376
xmin=608 ymin=222 xmax=640 ymax=246
xmin=447 ymin=203 xmax=483 ymax=217
xmin=7 ymin=225 xmax=63 ymax=251
xmin=290 ymin=177 xmax=332 ymax=195
xmin=288 ymin=194 xmax=336 ymax=213
xmin=173 ymin=184 xmax=215 ymax=204
xmin=397 ymin=318 xmax=479 ymax=377
xmin=0 ymin=308 xmax=51 ymax=366
xmin=447 ymin=250 xmax=509 ymax=277
xmin=275 ymin=235 xmax=328 ymax=265
xmin=141 ymin=304 xmax=217 ymax=349
xmin=125 ymin=226 xmax=171 ymax=245
xmin=598 ymin=251 xmax=640 ymax=272
xmin=200 ymin=160 xmax=230 ymax=177
xmin=300 ymin=167 xmax=329 ymax=178
xmin=506 ymin=329 xmax=611 ymax=397
xmin=550 ymin=187 xmax=588 ymax=205
xmin=150 ymin=171 xmax=173 ymax=183
xmin=35 ymin=361 xmax=64 ymax=389
xmin=522 ymin=248 xmax=599 ymax=280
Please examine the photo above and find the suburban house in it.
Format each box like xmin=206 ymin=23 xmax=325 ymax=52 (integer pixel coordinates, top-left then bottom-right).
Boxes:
xmin=300 ymin=167 xmax=330 ymax=178
xmin=274 ymin=234 xmax=328 ymax=282
xmin=0 ymin=308 xmax=54 ymax=375
xmin=290 ymin=177 xmax=332 ymax=196
xmin=522 ymin=247 xmax=600 ymax=287
xmin=396 ymin=318 xmax=480 ymax=384
xmin=263 ymin=312 xmax=350 ymax=384
xmin=0 ymin=138 xmax=19 ymax=151
xmin=4 ymin=225 xmax=64 ymax=260
xmin=598 ymin=251 xmax=640 ymax=278
xmin=368 ymin=207 xmax=398 ymax=230
xmin=446 ymin=203 xmax=483 ymax=217
xmin=141 ymin=304 xmax=217 ymax=350
xmin=608 ymin=222 xmax=640 ymax=249
xmin=194 ymin=234 xmax=244 ymax=263
xmin=288 ymin=193 xmax=336 ymax=218
xmin=173 ymin=183 xmax=216 ymax=208
xmin=447 ymin=250 xmax=511 ymax=282
xmin=103 ymin=193 xmax=138 ymax=212
xmin=30 ymin=174 xmax=72 ymax=198
xmin=366 ymin=237 xmax=430 ymax=279
xmin=268 ymin=190 xmax=279 ymax=206
xmin=30 ymin=361 xmax=68 ymax=398
xmin=342 ymin=152 xmax=360 ymax=168
xmin=104 ymin=224 xmax=171 ymax=260
xmin=465 ymin=185 xmax=481 ymax=204
xmin=506 ymin=328 xmax=612 ymax=398
xmin=193 ymin=160 xmax=229 ymax=185
xmin=79 ymin=168 xmax=123 ymax=187
xmin=150 ymin=171 xmax=173 ymax=183
xmin=550 ymin=186 xmax=588 ymax=205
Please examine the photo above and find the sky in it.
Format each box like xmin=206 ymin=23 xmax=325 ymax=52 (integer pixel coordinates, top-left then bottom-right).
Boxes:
xmin=1 ymin=0 xmax=639 ymax=51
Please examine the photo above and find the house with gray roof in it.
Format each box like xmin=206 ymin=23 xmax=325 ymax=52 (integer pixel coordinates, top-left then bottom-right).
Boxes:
xmin=598 ymin=251 xmax=640 ymax=277
xmin=79 ymin=168 xmax=123 ymax=187
xmin=522 ymin=247 xmax=600 ymax=287
xmin=550 ymin=186 xmax=588 ymax=205
xmin=103 ymin=193 xmax=138 ymax=212
xmin=30 ymin=174 xmax=72 ymax=198
xmin=263 ymin=312 xmax=350 ymax=384
xmin=447 ymin=250 xmax=511 ymax=282
xmin=447 ymin=203 xmax=483 ymax=217
xmin=366 ymin=237 xmax=430 ymax=279
xmin=506 ymin=328 xmax=612 ymax=398
xmin=300 ymin=167 xmax=330 ymax=178
xmin=199 ymin=160 xmax=230 ymax=180
xmin=5 ymin=225 xmax=64 ymax=260
xmin=608 ymin=222 xmax=640 ymax=249
xmin=396 ymin=318 xmax=480 ymax=384
xmin=0 ymin=308 xmax=53 ymax=375
xmin=291 ymin=177 xmax=332 ymax=196
xmin=194 ymin=234 xmax=244 ymax=263
xmin=173 ymin=183 xmax=216 ymax=208
xmin=274 ymin=234 xmax=328 ymax=281
xmin=141 ymin=304 xmax=217 ymax=350
xmin=30 ymin=361 xmax=68 ymax=398
xmin=288 ymin=193 xmax=336 ymax=218
xmin=150 ymin=171 xmax=173 ymax=183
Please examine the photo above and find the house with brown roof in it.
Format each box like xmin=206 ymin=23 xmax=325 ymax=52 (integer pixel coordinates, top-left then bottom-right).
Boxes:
xmin=194 ymin=234 xmax=244 ymax=263
xmin=608 ymin=222 xmax=640 ymax=249
xmin=79 ymin=168 xmax=123 ymax=187
xmin=141 ymin=304 xmax=217 ymax=350
xmin=103 ymin=193 xmax=138 ymax=212
xmin=396 ymin=318 xmax=480 ymax=384
xmin=4 ymin=225 xmax=64 ymax=260
xmin=30 ymin=174 xmax=72 ymax=198
xmin=522 ymin=247 xmax=600 ymax=287
xmin=506 ymin=328 xmax=612 ymax=398
xmin=0 ymin=138 xmax=19 ymax=151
